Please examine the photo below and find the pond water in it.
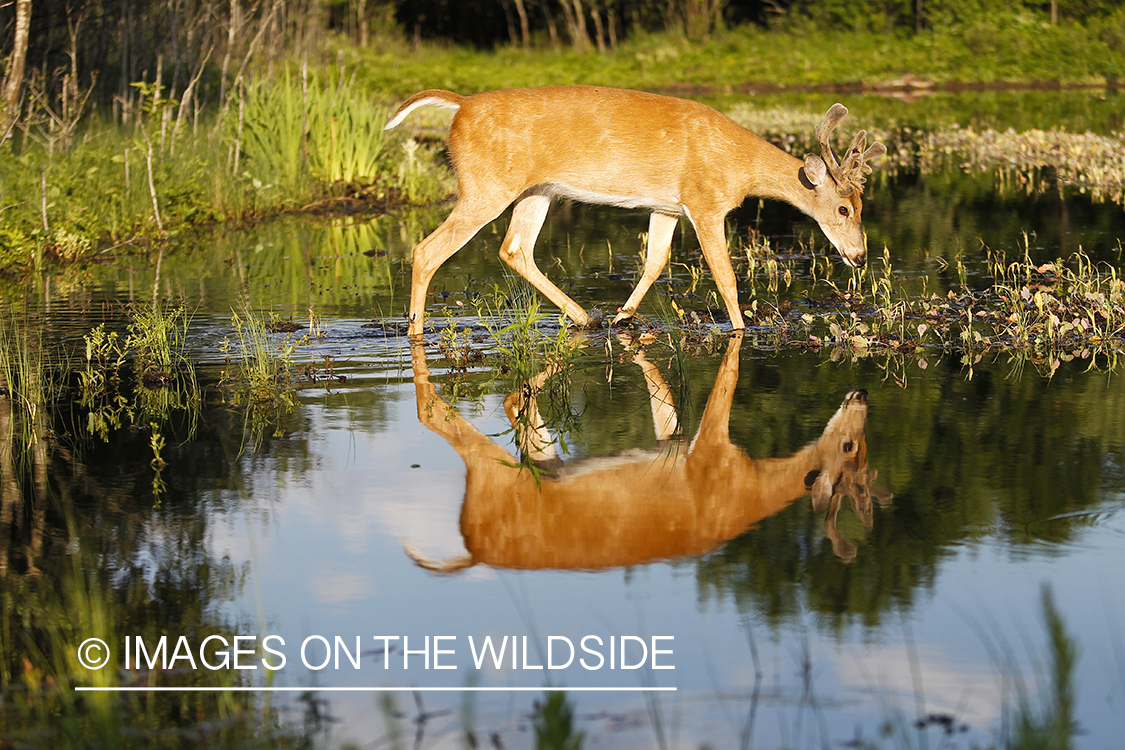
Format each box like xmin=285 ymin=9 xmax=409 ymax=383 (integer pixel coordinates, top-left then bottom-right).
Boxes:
xmin=3 ymin=90 xmax=1125 ymax=749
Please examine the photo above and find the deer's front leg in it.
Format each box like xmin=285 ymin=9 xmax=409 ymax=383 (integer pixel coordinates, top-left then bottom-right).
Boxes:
xmin=687 ymin=212 xmax=745 ymax=330
xmin=613 ymin=211 xmax=677 ymax=326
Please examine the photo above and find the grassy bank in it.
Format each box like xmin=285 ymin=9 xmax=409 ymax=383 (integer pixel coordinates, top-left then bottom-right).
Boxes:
xmin=355 ymin=12 xmax=1125 ymax=99
xmin=0 ymin=68 xmax=453 ymax=274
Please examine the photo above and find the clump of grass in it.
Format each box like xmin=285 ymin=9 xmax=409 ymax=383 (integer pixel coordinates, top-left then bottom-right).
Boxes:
xmin=236 ymin=68 xmax=453 ymax=209
xmin=986 ymin=246 xmax=1125 ymax=369
xmin=79 ymin=300 xmax=199 ymax=442
xmin=0 ymin=313 xmax=58 ymax=539
xmin=467 ymin=281 xmax=582 ymax=380
xmin=785 ymin=237 xmax=1124 ymax=378
xmin=220 ymin=308 xmax=300 ymax=444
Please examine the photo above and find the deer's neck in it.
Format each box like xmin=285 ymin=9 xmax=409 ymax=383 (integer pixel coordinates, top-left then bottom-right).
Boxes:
xmin=737 ymin=136 xmax=812 ymax=213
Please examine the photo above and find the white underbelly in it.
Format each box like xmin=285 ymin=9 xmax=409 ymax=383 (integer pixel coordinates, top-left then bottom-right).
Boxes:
xmin=529 ymin=183 xmax=684 ymax=215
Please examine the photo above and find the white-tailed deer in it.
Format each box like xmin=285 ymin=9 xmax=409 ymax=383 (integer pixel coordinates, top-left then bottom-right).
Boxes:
xmin=385 ymin=86 xmax=886 ymax=336
xmin=404 ymin=334 xmax=892 ymax=571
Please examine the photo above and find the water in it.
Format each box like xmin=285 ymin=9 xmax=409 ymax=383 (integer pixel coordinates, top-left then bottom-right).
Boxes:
xmin=3 ymin=90 xmax=1125 ymax=748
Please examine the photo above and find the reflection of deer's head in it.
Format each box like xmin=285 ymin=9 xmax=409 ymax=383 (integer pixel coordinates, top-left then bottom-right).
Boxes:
xmin=405 ymin=334 xmax=892 ymax=573
xmin=803 ymin=389 xmax=894 ymax=562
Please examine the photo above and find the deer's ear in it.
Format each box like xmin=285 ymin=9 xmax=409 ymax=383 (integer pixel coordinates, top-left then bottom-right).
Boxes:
xmin=803 ymin=154 xmax=828 ymax=188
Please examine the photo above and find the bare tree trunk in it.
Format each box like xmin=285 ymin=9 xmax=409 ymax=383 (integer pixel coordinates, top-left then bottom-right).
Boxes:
xmin=1 ymin=0 xmax=32 ymax=139
xmin=500 ymin=0 xmax=519 ymax=47
xmin=680 ymin=0 xmax=727 ymax=40
xmin=512 ymin=0 xmax=531 ymax=53
xmin=172 ymin=45 xmax=213 ymax=152
xmin=560 ymin=0 xmax=591 ymax=52
xmin=590 ymin=3 xmax=606 ymax=52
xmin=357 ymin=0 xmax=369 ymax=46
xmin=232 ymin=0 xmax=284 ymax=90
xmin=218 ymin=0 xmax=241 ymax=110
xmin=542 ymin=2 xmax=562 ymax=52
xmin=571 ymin=0 xmax=591 ymax=50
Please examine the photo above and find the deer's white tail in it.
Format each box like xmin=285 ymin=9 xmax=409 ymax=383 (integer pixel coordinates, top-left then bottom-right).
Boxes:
xmin=384 ymin=90 xmax=465 ymax=130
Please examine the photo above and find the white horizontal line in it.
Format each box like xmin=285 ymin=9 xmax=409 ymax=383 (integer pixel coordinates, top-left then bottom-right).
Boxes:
xmin=75 ymin=686 xmax=676 ymax=693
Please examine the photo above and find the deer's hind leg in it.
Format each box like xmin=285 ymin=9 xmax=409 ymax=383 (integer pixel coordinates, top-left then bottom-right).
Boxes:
xmin=499 ymin=192 xmax=593 ymax=327
xmin=408 ymin=195 xmax=512 ymax=336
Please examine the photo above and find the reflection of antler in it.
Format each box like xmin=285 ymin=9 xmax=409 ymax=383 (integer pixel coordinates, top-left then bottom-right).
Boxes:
xmin=816 ymin=104 xmax=888 ymax=197
xmin=406 ymin=334 xmax=891 ymax=571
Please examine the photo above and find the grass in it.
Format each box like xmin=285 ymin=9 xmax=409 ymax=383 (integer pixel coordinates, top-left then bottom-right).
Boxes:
xmin=220 ymin=308 xmax=302 ymax=447
xmin=353 ymin=12 xmax=1125 ymax=99
xmin=0 ymin=68 xmax=452 ymax=275
xmin=79 ymin=300 xmax=200 ymax=443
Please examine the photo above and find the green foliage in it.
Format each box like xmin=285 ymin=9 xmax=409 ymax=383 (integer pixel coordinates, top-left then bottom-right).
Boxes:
xmin=237 ymin=68 xmax=452 ymax=206
xmin=786 ymin=0 xmax=1123 ymax=32
xmin=237 ymin=77 xmax=311 ymax=199
xmin=220 ymin=308 xmax=300 ymax=446
xmin=306 ymin=72 xmax=391 ymax=184
xmin=355 ymin=16 xmax=1122 ymax=102
xmin=79 ymin=301 xmax=199 ymax=443
xmin=534 ymin=692 xmax=585 ymax=750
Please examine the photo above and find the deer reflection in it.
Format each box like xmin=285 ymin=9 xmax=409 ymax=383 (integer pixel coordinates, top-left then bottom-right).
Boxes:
xmin=406 ymin=334 xmax=891 ymax=572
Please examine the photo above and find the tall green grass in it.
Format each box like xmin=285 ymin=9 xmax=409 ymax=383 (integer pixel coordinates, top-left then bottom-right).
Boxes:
xmin=0 ymin=66 xmax=452 ymax=275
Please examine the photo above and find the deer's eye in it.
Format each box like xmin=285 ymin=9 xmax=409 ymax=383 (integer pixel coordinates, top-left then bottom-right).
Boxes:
xmin=838 ymin=205 xmax=850 ymax=217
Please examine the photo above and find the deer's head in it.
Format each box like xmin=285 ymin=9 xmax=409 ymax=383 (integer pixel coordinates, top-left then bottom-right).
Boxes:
xmin=801 ymin=104 xmax=886 ymax=269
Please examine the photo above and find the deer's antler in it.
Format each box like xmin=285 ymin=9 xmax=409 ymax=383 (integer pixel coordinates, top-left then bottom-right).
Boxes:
xmin=816 ymin=104 xmax=888 ymax=197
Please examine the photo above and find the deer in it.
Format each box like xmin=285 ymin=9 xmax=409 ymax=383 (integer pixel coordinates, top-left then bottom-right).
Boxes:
xmin=403 ymin=333 xmax=893 ymax=572
xmin=384 ymin=86 xmax=887 ymax=337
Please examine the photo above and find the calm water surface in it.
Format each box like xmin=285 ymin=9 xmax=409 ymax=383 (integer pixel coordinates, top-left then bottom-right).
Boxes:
xmin=3 ymin=90 xmax=1125 ymax=748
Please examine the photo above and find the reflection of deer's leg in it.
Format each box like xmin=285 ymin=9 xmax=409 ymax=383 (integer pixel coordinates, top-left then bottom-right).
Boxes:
xmin=503 ymin=368 xmax=560 ymax=467
xmin=629 ymin=347 xmax=679 ymax=442
xmin=690 ymin=332 xmax=744 ymax=451
xmin=500 ymin=193 xmax=592 ymax=327
xmin=613 ymin=212 xmax=677 ymax=325
xmin=410 ymin=341 xmax=508 ymax=460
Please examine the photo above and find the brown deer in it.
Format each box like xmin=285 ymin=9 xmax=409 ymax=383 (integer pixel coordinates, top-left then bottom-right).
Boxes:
xmin=385 ymin=86 xmax=886 ymax=336
xmin=404 ymin=334 xmax=892 ymax=572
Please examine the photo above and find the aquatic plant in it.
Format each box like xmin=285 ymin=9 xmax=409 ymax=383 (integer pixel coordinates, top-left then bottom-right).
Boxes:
xmin=79 ymin=301 xmax=199 ymax=442
xmin=725 ymin=106 xmax=1125 ymax=207
xmin=220 ymin=308 xmax=300 ymax=444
